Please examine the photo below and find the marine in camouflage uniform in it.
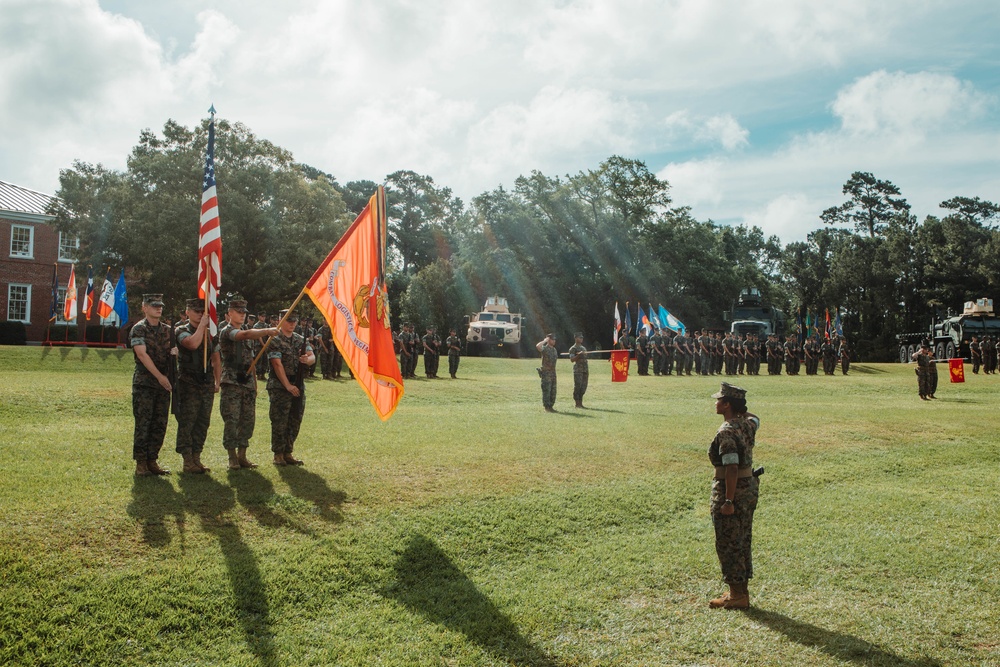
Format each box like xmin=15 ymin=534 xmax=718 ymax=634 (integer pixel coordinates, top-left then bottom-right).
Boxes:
xmin=219 ymin=299 xmax=278 ymax=470
xmin=970 ymin=336 xmax=981 ymax=374
xmin=650 ymin=329 xmax=663 ymax=375
xmin=635 ymin=331 xmax=650 ymax=375
xmin=446 ymin=329 xmax=462 ymax=378
xmin=174 ymin=298 xmax=221 ymax=474
xmin=912 ymin=340 xmax=934 ymax=400
xmin=839 ymin=337 xmax=851 ymax=375
xmin=568 ymin=333 xmax=589 ymax=408
xmin=708 ymin=382 xmax=760 ymax=610
xmin=130 ymin=294 xmax=174 ymax=477
xmin=821 ymin=338 xmax=837 ymax=375
xmin=422 ymin=327 xmax=439 ymax=378
xmin=536 ymin=333 xmax=559 ymax=412
xmin=317 ymin=321 xmax=333 ymax=379
xmin=268 ymin=310 xmax=316 ymax=465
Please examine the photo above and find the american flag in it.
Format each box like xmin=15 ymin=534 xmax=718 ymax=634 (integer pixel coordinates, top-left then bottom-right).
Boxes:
xmin=197 ymin=113 xmax=222 ymax=336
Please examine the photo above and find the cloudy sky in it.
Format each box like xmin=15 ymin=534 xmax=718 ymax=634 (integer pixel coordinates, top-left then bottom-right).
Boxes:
xmin=2 ymin=0 xmax=999 ymax=241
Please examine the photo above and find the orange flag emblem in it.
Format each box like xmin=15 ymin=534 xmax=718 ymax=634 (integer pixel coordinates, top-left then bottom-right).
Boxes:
xmin=949 ymin=358 xmax=965 ymax=383
xmin=305 ymin=186 xmax=403 ymax=420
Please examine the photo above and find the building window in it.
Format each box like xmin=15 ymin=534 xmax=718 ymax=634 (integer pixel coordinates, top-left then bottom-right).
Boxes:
xmin=55 ymin=287 xmax=67 ymax=323
xmin=7 ymin=284 xmax=31 ymax=323
xmin=58 ymin=233 xmax=79 ymax=262
xmin=10 ymin=225 xmax=34 ymax=258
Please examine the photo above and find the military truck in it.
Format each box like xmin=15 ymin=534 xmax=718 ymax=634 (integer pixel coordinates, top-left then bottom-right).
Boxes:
xmin=723 ymin=287 xmax=787 ymax=339
xmin=897 ymin=298 xmax=1000 ymax=362
xmin=465 ymin=296 xmax=524 ymax=357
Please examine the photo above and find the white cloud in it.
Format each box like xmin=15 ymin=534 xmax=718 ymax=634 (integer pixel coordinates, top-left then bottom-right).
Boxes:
xmin=743 ymin=194 xmax=817 ymax=241
xmin=662 ymin=112 xmax=749 ymax=151
xmin=464 ymin=86 xmax=642 ymax=185
xmin=832 ymin=70 xmax=990 ymax=137
xmin=659 ymin=159 xmax=725 ymax=207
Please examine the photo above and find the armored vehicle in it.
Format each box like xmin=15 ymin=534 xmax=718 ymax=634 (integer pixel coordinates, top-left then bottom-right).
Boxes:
xmin=897 ymin=298 xmax=1000 ymax=362
xmin=465 ymin=296 xmax=524 ymax=357
xmin=723 ymin=287 xmax=787 ymax=339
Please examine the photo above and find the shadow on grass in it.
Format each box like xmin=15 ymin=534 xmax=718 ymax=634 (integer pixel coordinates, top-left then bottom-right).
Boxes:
xmin=848 ymin=365 xmax=890 ymax=374
xmin=384 ymin=534 xmax=556 ymax=666
xmin=554 ymin=410 xmax=593 ymax=419
xmin=228 ymin=468 xmax=313 ymax=536
xmin=126 ymin=476 xmax=185 ymax=548
xmin=745 ymin=608 xmax=941 ymax=667
xmin=581 ymin=407 xmax=625 ymax=414
xmin=276 ymin=465 xmax=347 ymax=524
xmin=179 ymin=474 xmax=277 ymax=667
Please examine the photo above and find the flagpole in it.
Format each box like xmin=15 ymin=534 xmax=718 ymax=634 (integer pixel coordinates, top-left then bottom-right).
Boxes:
xmin=248 ymin=288 xmax=308 ymax=374
xmin=203 ymin=256 xmax=210 ymax=371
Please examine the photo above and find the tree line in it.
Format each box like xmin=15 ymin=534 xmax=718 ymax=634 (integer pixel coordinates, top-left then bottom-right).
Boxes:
xmin=52 ymin=118 xmax=1000 ymax=361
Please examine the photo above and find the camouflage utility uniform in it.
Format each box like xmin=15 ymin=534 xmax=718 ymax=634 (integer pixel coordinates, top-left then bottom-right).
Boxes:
xmin=568 ymin=341 xmax=589 ymax=406
xmin=709 ymin=414 xmax=760 ymax=585
xmin=131 ymin=318 xmax=173 ymax=463
xmin=446 ymin=334 xmax=462 ymax=378
xmin=174 ymin=322 xmax=218 ymax=460
xmin=539 ymin=341 xmax=558 ymax=410
xmin=267 ymin=332 xmax=312 ymax=456
xmin=219 ymin=322 xmax=258 ymax=453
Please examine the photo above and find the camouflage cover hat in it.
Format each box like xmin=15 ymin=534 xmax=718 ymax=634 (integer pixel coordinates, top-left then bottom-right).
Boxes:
xmin=185 ymin=298 xmax=205 ymax=312
xmin=279 ymin=308 xmax=299 ymax=322
xmin=142 ymin=293 xmax=164 ymax=306
xmin=712 ymin=382 xmax=747 ymax=400
xmin=228 ymin=298 xmax=248 ymax=312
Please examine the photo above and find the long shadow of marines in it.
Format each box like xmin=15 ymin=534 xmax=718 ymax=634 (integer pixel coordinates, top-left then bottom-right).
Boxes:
xmin=178 ymin=473 xmax=277 ymax=667
xmin=744 ymin=608 xmax=941 ymax=667
xmin=383 ymin=534 xmax=557 ymax=666
xmin=276 ymin=464 xmax=347 ymax=524
xmin=129 ymin=475 xmax=276 ymax=667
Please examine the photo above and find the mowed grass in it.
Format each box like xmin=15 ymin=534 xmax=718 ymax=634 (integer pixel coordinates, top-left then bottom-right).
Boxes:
xmin=0 ymin=346 xmax=998 ymax=667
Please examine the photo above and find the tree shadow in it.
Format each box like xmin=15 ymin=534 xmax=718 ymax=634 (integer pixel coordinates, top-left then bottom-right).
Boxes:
xmin=179 ymin=474 xmax=277 ymax=667
xmin=276 ymin=465 xmax=347 ymax=524
xmin=228 ymin=468 xmax=314 ymax=536
xmin=383 ymin=534 xmax=556 ymax=666
xmin=126 ymin=476 xmax=186 ymax=548
xmin=744 ymin=607 xmax=941 ymax=667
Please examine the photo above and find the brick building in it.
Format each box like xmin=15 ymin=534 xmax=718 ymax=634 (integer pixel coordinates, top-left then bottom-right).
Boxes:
xmin=0 ymin=180 xmax=79 ymax=343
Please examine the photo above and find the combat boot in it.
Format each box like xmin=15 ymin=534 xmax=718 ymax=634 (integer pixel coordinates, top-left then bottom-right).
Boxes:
xmin=134 ymin=460 xmax=153 ymax=477
xmin=147 ymin=459 xmax=171 ymax=475
xmin=722 ymin=583 xmax=750 ymax=609
xmin=708 ymin=586 xmax=732 ymax=608
xmin=237 ymin=447 xmax=258 ymax=469
xmin=181 ymin=451 xmax=204 ymax=474
xmin=227 ymin=449 xmax=241 ymax=471
xmin=283 ymin=453 xmax=305 ymax=466
xmin=192 ymin=452 xmax=211 ymax=473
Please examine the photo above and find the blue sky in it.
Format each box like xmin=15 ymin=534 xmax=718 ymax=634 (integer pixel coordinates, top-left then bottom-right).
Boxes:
xmin=2 ymin=0 xmax=998 ymax=242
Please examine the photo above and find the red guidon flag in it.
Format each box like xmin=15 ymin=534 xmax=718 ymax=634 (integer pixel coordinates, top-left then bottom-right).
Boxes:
xmin=949 ymin=358 xmax=965 ymax=383
xmin=611 ymin=349 xmax=630 ymax=382
xmin=305 ymin=186 xmax=403 ymax=420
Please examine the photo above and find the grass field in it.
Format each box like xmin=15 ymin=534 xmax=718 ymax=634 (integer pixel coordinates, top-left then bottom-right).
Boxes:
xmin=0 ymin=346 xmax=998 ymax=666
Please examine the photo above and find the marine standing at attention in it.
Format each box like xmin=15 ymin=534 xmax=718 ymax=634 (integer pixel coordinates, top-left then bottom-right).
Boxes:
xmin=218 ymin=298 xmax=278 ymax=470
xmin=568 ymin=332 xmax=589 ymax=409
xmin=536 ymin=333 xmax=559 ymax=413
xmin=268 ymin=310 xmax=315 ymax=465
xmin=446 ymin=328 xmax=462 ymax=379
xmin=130 ymin=294 xmax=174 ymax=477
xmin=708 ymin=382 xmax=760 ymax=610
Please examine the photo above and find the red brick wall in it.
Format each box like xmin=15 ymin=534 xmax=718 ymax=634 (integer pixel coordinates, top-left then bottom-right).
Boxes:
xmin=0 ymin=216 xmax=76 ymax=342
